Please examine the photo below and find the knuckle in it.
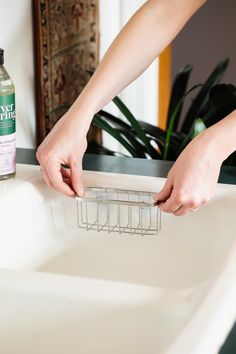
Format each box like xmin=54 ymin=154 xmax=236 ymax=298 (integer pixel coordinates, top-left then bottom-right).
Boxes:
xmin=36 ymin=147 xmax=54 ymax=165
xmin=175 ymin=192 xmax=188 ymax=205
xmin=45 ymin=151 xmax=55 ymax=163
xmin=45 ymin=154 xmax=57 ymax=167
xmin=36 ymin=147 xmax=43 ymax=162
xmin=176 ymin=191 xmax=202 ymax=207
xmin=189 ymin=196 xmax=210 ymax=208
xmin=189 ymin=199 xmax=199 ymax=208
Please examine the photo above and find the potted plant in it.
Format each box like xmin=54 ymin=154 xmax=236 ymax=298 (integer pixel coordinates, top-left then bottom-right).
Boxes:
xmin=90 ymin=59 xmax=236 ymax=166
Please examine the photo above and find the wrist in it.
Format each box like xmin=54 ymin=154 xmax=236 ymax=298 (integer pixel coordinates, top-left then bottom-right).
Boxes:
xmin=198 ymin=110 xmax=236 ymax=162
xmin=63 ymin=101 xmax=95 ymax=135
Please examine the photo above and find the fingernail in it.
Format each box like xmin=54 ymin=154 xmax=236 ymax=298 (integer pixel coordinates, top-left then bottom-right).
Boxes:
xmin=69 ymin=191 xmax=75 ymax=197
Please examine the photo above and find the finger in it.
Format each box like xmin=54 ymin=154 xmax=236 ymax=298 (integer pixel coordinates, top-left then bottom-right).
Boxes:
xmin=46 ymin=161 xmax=75 ymax=197
xmin=173 ymin=198 xmax=203 ymax=216
xmin=158 ymin=189 xmax=185 ymax=213
xmin=40 ymin=167 xmax=54 ymax=189
xmin=61 ymin=167 xmax=73 ymax=186
xmin=174 ymin=205 xmax=193 ymax=217
xmin=62 ymin=176 xmax=73 ymax=187
xmin=44 ymin=167 xmax=72 ymax=191
xmin=70 ymin=159 xmax=84 ymax=197
xmin=61 ymin=167 xmax=71 ymax=179
xmin=154 ymin=178 xmax=173 ymax=203
xmin=159 ymin=199 xmax=183 ymax=213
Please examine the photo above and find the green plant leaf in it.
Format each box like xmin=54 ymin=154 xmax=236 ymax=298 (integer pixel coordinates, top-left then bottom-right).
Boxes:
xmin=200 ymin=84 xmax=236 ymax=119
xmin=115 ymin=128 xmax=149 ymax=158
xmin=167 ymin=64 xmax=193 ymax=131
xmin=99 ymin=110 xmax=131 ymax=130
xmin=112 ymin=96 xmax=157 ymax=158
xmin=192 ymin=118 xmax=206 ymax=138
xmin=93 ymin=114 xmax=139 ymax=157
xmin=208 ymin=84 xmax=236 ymax=106
xmin=137 ymin=122 xmax=167 ymax=155
xmin=181 ymin=59 xmax=229 ymax=133
xmin=163 ymin=84 xmax=203 ymax=160
xmin=98 ymin=111 xmax=160 ymax=158
xmin=139 ymin=121 xmax=166 ymax=140
xmin=138 ymin=120 xmax=184 ymax=158
xmin=175 ymin=118 xmax=206 ymax=158
xmin=203 ymin=100 xmax=236 ymax=127
xmin=200 ymin=84 xmax=236 ymax=126
xmin=139 ymin=121 xmax=183 ymax=146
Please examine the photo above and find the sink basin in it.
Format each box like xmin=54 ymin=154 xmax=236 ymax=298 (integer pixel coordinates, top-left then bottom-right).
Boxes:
xmin=0 ymin=163 xmax=236 ymax=354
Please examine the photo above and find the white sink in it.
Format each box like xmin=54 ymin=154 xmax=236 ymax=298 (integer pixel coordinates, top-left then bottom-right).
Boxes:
xmin=0 ymin=163 xmax=236 ymax=354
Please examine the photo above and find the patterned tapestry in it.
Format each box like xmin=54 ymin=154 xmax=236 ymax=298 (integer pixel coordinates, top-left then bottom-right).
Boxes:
xmin=33 ymin=0 xmax=99 ymax=143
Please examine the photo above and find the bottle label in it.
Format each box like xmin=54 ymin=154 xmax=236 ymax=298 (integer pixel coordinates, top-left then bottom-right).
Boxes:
xmin=0 ymin=94 xmax=16 ymax=175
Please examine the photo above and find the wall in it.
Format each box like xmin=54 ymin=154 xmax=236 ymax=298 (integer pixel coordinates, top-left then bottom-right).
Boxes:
xmin=0 ymin=0 xmax=36 ymax=148
xmin=172 ymin=0 xmax=236 ymax=87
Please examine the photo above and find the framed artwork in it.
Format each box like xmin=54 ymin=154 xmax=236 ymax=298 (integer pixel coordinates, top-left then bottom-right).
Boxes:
xmin=33 ymin=0 xmax=100 ymax=144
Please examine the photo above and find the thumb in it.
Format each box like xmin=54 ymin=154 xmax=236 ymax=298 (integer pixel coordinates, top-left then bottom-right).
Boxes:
xmin=155 ymin=178 xmax=173 ymax=203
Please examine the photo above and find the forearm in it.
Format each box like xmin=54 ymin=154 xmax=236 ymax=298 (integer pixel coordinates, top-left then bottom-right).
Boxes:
xmin=201 ymin=110 xmax=236 ymax=161
xmin=68 ymin=0 xmax=206 ymax=129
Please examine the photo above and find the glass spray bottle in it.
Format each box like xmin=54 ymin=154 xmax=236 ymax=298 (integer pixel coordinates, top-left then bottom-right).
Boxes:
xmin=0 ymin=48 xmax=16 ymax=180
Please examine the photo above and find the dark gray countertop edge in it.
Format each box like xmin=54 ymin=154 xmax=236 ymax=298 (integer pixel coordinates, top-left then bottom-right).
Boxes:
xmin=16 ymin=148 xmax=236 ymax=185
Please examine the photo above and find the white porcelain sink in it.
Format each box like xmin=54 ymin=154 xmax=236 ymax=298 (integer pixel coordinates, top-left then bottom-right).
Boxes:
xmin=0 ymin=163 xmax=236 ymax=354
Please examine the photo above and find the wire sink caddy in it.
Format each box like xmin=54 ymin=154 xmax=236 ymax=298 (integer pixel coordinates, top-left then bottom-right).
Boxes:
xmin=76 ymin=187 xmax=161 ymax=236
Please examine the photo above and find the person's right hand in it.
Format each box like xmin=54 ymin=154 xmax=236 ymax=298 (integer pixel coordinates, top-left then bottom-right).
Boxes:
xmin=36 ymin=110 xmax=89 ymax=197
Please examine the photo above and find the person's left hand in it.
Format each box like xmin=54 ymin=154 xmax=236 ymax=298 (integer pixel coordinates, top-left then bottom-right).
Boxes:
xmin=154 ymin=130 xmax=224 ymax=216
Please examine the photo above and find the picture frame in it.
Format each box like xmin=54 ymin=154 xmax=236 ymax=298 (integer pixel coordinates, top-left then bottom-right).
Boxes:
xmin=32 ymin=0 xmax=100 ymax=145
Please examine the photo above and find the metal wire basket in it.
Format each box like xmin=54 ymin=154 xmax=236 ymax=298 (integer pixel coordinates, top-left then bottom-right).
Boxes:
xmin=76 ymin=187 xmax=161 ymax=236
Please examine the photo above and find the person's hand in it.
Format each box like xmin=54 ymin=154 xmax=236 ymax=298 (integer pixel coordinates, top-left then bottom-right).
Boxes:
xmin=155 ymin=130 xmax=225 ymax=216
xmin=36 ymin=110 xmax=89 ymax=197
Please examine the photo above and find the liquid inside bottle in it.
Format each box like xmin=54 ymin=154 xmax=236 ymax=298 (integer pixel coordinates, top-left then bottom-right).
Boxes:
xmin=0 ymin=48 xmax=16 ymax=180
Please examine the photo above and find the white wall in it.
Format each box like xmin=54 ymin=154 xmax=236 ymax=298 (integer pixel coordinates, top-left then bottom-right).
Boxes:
xmin=0 ymin=0 xmax=159 ymax=152
xmin=99 ymin=0 xmax=159 ymax=153
xmin=0 ymin=0 xmax=36 ymax=148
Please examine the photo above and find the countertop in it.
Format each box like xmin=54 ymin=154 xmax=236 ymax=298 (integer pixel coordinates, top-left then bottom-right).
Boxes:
xmin=16 ymin=148 xmax=236 ymax=185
